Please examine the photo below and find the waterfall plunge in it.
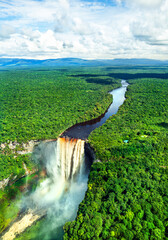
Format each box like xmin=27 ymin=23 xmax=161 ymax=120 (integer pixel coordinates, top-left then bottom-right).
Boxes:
xmin=31 ymin=137 xmax=86 ymax=207
xmin=56 ymin=138 xmax=85 ymax=182
xmin=23 ymin=137 xmax=89 ymax=240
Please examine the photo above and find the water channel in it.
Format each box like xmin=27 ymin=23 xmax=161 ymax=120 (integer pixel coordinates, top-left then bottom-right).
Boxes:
xmin=1 ymin=80 xmax=128 ymax=240
xmin=61 ymin=80 xmax=128 ymax=139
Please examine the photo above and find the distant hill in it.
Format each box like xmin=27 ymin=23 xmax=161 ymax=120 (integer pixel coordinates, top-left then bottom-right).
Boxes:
xmin=0 ymin=58 xmax=168 ymax=68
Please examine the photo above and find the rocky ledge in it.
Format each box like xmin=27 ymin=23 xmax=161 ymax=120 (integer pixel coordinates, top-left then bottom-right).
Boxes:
xmin=0 ymin=140 xmax=41 ymax=154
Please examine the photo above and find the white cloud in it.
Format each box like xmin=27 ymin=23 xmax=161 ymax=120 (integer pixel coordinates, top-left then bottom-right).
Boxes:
xmin=126 ymin=0 xmax=164 ymax=8
xmin=0 ymin=0 xmax=167 ymax=59
xmin=0 ymin=24 xmax=15 ymax=39
xmin=130 ymin=0 xmax=168 ymax=46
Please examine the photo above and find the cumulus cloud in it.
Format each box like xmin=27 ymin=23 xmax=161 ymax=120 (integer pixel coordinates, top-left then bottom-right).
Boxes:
xmin=0 ymin=0 xmax=167 ymax=59
xmin=126 ymin=0 xmax=164 ymax=8
xmin=130 ymin=0 xmax=168 ymax=47
xmin=0 ymin=25 xmax=15 ymax=39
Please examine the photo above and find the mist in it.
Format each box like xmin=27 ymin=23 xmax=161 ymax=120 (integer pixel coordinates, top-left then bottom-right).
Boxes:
xmin=21 ymin=138 xmax=89 ymax=240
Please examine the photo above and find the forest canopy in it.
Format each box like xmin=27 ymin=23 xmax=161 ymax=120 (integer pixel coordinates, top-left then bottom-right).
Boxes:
xmin=0 ymin=67 xmax=168 ymax=239
xmin=64 ymin=76 xmax=168 ymax=240
xmin=0 ymin=69 xmax=120 ymax=143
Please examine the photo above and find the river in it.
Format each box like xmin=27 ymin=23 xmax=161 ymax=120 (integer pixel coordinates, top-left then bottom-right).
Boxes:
xmin=1 ymin=80 xmax=128 ymax=240
xmin=61 ymin=80 xmax=128 ymax=139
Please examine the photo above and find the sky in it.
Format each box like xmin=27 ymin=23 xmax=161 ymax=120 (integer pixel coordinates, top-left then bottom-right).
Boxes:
xmin=0 ymin=0 xmax=168 ymax=60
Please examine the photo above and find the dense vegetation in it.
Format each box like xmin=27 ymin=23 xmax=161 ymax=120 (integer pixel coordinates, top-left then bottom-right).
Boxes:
xmin=1 ymin=67 xmax=168 ymax=239
xmin=0 ymin=69 xmax=120 ymax=180
xmin=0 ymin=172 xmax=40 ymax=233
xmin=0 ymin=69 xmax=120 ymax=143
xmin=64 ymin=77 xmax=168 ymax=239
xmin=0 ymin=67 xmax=120 ymax=236
xmin=0 ymin=153 xmax=31 ymax=180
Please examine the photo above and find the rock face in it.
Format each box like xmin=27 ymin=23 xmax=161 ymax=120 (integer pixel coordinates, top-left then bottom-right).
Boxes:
xmin=0 ymin=140 xmax=40 ymax=154
xmin=18 ymin=140 xmax=40 ymax=154
xmin=1 ymin=210 xmax=45 ymax=240
xmin=0 ymin=177 xmax=10 ymax=189
xmin=85 ymin=142 xmax=95 ymax=164
xmin=0 ymin=167 xmax=37 ymax=190
xmin=0 ymin=140 xmax=40 ymax=189
xmin=0 ymin=143 xmax=6 ymax=149
xmin=1 ymin=141 xmax=19 ymax=150
xmin=0 ymin=139 xmax=58 ymax=189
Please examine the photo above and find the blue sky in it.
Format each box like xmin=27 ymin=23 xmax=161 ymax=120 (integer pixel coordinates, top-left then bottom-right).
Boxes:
xmin=0 ymin=0 xmax=167 ymax=59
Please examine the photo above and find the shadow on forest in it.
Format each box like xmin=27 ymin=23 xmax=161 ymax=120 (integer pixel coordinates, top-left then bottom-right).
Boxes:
xmin=108 ymin=73 xmax=168 ymax=79
xmin=72 ymin=73 xmax=168 ymax=81
xmin=85 ymin=78 xmax=117 ymax=85
xmin=157 ymin=122 xmax=168 ymax=129
xmin=71 ymin=74 xmax=105 ymax=77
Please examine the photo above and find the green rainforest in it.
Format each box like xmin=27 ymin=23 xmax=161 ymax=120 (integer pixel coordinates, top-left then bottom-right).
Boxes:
xmin=0 ymin=66 xmax=168 ymax=240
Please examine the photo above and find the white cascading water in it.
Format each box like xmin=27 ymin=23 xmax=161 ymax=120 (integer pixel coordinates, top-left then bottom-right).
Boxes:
xmin=22 ymin=137 xmax=88 ymax=240
xmin=29 ymin=137 xmax=85 ymax=207
xmin=57 ymin=138 xmax=85 ymax=182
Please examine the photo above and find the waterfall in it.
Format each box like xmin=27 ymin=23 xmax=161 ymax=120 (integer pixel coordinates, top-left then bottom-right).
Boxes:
xmin=2 ymin=137 xmax=88 ymax=240
xmin=56 ymin=137 xmax=85 ymax=182
xmin=30 ymin=137 xmax=86 ymax=207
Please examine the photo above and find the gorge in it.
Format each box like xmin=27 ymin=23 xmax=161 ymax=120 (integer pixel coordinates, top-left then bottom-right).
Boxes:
xmin=1 ymin=80 xmax=128 ymax=240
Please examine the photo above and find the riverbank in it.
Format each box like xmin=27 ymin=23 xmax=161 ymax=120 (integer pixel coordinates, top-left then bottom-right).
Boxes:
xmin=64 ymin=77 xmax=168 ymax=240
xmin=0 ymin=81 xmax=127 ymax=239
xmin=1 ymin=210 xmax=45 ymax=240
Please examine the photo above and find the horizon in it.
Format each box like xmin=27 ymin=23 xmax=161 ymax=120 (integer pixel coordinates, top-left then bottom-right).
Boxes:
xmin=0 ymin=57 xmax=168 ymax=61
